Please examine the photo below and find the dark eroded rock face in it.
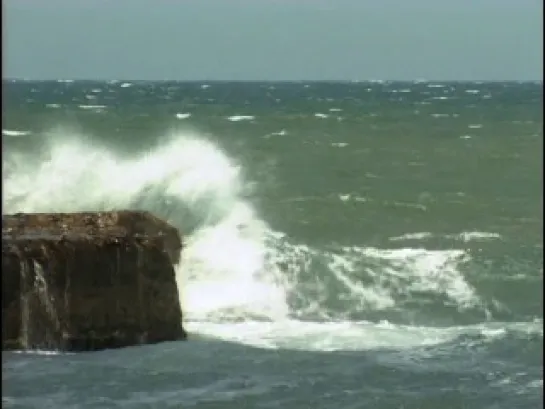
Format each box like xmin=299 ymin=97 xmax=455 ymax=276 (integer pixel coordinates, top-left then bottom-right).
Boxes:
xmin=2 ymin=211 xmax=186 ymax=352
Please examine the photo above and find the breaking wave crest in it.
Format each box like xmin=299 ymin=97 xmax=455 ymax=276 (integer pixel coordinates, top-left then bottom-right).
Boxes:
xmin=3 ymin=128 xmax=538 ymax=351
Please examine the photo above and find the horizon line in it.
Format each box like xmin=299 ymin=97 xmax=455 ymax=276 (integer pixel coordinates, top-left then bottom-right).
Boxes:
xmin=2 ymin=78 xmax=543 ymax=83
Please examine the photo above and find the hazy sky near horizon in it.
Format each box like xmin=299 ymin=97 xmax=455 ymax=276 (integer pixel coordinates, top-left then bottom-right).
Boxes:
xmin=4 ymin=0 xmax=543 ymax=81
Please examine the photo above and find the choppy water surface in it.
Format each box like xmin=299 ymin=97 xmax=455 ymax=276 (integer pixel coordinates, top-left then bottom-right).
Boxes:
xmin=2 ymin=80 xmax=543 ymax=409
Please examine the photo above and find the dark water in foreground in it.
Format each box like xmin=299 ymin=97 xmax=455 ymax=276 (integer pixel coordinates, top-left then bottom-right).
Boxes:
xmin=2 ymin=80 xmax=543 ymax=408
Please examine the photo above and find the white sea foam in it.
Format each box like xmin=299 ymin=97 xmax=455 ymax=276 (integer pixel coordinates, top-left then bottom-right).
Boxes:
xmin=2 ymin=129 xmax=31 ymax=137
xmin=389 ymin=232 xmax=434 ymax=241
xmin=227 ymin=115 xmax=255 ymax=122
xmin=450 ymin=232 xmax=501 ymax=242
xmin=3 ymin=129 xmax=515 ymax=352
xmin=175 ymin=113 xmax=192 ymax=119
xmin=389 ymin=231 xmax=501 ymax=242
xmin=314 ymin=113 xmax=329 ymax=118
xmin=263 ymin=129 xmax=287 ymax=139
xmin=187 ymin=320 xmax=543 ymax=352
xmin=13 ymin=349 xmax=71 ymax=356
xmin=78 ymin=105 xmax=107 ymax=110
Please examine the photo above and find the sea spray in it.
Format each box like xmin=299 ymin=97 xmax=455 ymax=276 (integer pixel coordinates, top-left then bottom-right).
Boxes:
xmin=3 ymin=129 xmax=291 ymax=322
xmin=4 ymin=127 xmax=524 ymax=352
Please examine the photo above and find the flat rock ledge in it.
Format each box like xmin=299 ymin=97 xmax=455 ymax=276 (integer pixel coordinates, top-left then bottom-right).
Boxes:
xmin=2 ymin=210 xmax=187 ymax=352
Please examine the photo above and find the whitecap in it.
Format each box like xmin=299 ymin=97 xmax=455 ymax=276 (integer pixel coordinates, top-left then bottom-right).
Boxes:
xmin=449 ymin=232 xmax=501 ymax=242
xmin=78 ymin=105 xmax=107 ymax=110
xmin=227 ymin=115 xmax=255 ymax=122
xmin=389 ymin=232 xmax=434 ymax=241
xmin=264 ymin=129 xmax=287 ymax=138
xmin=2 ymin=129 xmax=31 ymax=137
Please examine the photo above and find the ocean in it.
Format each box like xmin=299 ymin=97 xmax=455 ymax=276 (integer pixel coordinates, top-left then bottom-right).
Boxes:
xmin=2 ymin=80 xmax=543 ymax=409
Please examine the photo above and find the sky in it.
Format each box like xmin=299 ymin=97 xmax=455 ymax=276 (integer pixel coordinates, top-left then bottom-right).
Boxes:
xmin=3 ymin=0 xmax=543 ymax=81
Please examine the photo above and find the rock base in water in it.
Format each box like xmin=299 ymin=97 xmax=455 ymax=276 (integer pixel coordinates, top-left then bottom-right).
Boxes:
xmin=2 ymin=211 xmax=186 ymax=351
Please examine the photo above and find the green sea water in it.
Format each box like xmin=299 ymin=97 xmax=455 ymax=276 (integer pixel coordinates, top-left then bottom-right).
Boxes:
xmin=2 ymin=80 xmax=543 ymax=409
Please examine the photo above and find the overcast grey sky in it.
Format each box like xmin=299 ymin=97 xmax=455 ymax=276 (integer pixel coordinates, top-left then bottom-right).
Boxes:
xmin=4 ymin=0 xmax=543 ymax=81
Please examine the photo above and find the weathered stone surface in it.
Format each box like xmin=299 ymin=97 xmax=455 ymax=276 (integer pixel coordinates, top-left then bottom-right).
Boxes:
xmin=2 ymin=210 xmax=182 ymax=265
xmin=2 ymin=211 xmax=187 ymax=351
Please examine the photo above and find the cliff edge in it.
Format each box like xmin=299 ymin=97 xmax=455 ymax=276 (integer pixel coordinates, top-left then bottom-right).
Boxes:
xmin=2 ymin=210 xmax=186 ymax=351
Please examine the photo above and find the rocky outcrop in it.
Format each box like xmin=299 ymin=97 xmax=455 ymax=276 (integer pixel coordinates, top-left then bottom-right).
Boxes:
xmin=2 ymin=211 xmax=187 ymax=352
